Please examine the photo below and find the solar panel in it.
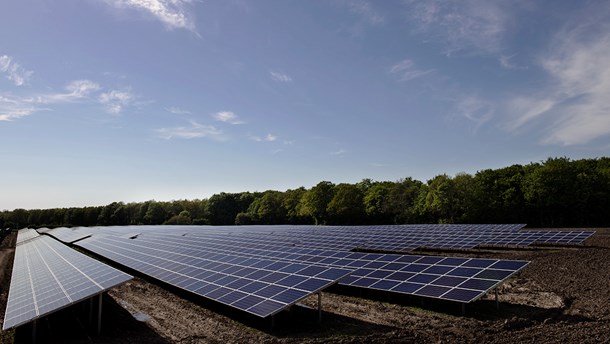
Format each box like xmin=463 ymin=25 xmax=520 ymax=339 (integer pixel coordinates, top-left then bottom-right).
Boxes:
xmin=3 ymin=236 xmax=132 ymax=330
xmin=100 ymin=231 xmax=528 ymax=304
xmin=38 ymin=227 xmax=92 ymax=243
xmin=75 ymin=235 xmax=352 ymax=318
xmin=16 ymin=228 xmax=40 ymax=245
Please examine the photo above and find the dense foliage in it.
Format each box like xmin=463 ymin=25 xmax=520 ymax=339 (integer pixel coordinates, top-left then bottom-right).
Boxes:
xmin=2 ymin=157 xmax=609 ymax=229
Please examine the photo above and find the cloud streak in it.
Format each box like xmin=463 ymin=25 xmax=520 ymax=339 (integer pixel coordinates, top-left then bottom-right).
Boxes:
xmin=156 ymin=121 xmax=224 ymax=140
xmin=270 ymin=71 xmax=292 ymax=83
xmin=0 ymin=79 xmax=141 ymax=121
xmin=1 ymin=80 xmax=100 ymax=121
xmin=506 ymin=8 xmax=610 ymax=145
xmin=404 ymin=0 xmax=510 ymax=56
xmin=250 ymin=133 xmax=277 ymax=142
xmin=213 ymin=111 xmax=244 ymax=124
xmin=166 ymin=106 xmax=191 ymax=114
xmin=99 ymin=89 xmax=134 ymax=114
xmin=390 ymin=59 xmax=434 ymax=82
xmin=0 ymin=55 xmax=33 ymax=86
xmin=105 ymin=0 xmax=196 ymax=32
xmin=346 ymin=0 xmax=384 ymax=25
xmin=455 ymin=95 xmax=494 ymax=131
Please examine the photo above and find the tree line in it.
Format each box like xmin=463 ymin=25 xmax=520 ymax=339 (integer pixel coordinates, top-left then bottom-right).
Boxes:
xmin=2 ymin=157 xmax=609 ymax=229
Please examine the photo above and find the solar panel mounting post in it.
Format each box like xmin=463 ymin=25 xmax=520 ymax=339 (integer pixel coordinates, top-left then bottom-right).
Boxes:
xmin=495 ymin=288 xmax=499 ymax=310
xmin=317 ymin=292 xmax=322 ymax=323
xmin=97 ymin=293 xmax=103 ymax=336
xmin=32 ymin=319 xmax=37 ymax=343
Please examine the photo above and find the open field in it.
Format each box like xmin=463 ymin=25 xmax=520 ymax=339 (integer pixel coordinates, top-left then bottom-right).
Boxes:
xmin=1 ymin=229 xmax=610 ymax=343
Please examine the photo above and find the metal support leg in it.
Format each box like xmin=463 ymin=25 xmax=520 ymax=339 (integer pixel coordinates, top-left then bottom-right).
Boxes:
xmin=495 ymin=288 xmax=499 ymax=310
xmin=270 ymin=315 xmax=275 ymax=331
xmin=97 ymin=294 xmax=103 ymax=335
xmin=32 ymin=319 xmax=37 ymax=343
xmin=317 ymin=292 xmax=322 ymax=323
xmin=89 ymin=298 xmax=93 ymax=329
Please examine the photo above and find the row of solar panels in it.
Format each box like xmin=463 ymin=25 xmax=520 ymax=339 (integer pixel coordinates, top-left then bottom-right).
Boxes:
xmin=3 ymin=229 xmax=132 ymax=330
xmin=4 ymin=224 xmax=594 ymax=331
xmin=41 ymin=224 xmax=594 ymax=253
xmin=73 ymin=230 xmax=529 ymax=318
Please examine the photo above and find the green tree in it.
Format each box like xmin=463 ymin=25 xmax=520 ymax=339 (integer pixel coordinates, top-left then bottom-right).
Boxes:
xmin=327 ymin=183 xmax=365 ymax=225
xmin=206 ymin=193 xmax=242 ymax=225
xmin=164 ymin=210 xmax=192 ymax=225
xmin=143 ymin=201 xmax=167 ymax=225
xmin=298 ymin=181 xmax=335 ymax=224
xmin=248 ymin=191 xmax=287 ymax=224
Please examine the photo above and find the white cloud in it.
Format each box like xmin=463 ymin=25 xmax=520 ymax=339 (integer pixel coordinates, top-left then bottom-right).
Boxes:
xmin=156 ymin=121 xmax=224 ymax=140
xmin=455 ymin=95 xmax=494 ymax=130
xmin=251 ymin=133 xmax=277 ymax=142
xmin=270 ymin=71 xmax=292 ymax=83
xmin=99 ymin=89 xmax=134 ymax=114
xmin=166 ymin=106 xmax=191 ymax=114
xmin=213 ymin=111 xmax=244 ymax=124
xmin=105 ymin=0 xmax=196 ymax=32
xmin=0 ymin=80 xmax=100 ymax=121
xmin=0 ymin=95 xmax=42 ymax=121
xmin=0 ymin=55 xmax=33 ymax=86
xmin=499 ymin=54 xmax=526 ymax=70
xmin=0 ymin=79 xmax=141 ymax=121
xmin=506 ymin=8 xmax=610 ymax=145
xmin=330 ymin=149 xmax=346 ymax=156
xmin=390 ymin=59 xmax=434 ymax=82
xmin=346 ymin=0 xmax=384 ymax=25
xmin=404 ymin=0 xmax=510 ymax=56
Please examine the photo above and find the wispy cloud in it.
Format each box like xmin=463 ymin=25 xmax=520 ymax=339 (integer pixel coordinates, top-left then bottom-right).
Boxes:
xmin=250 ymin=133 xmax=277 ymax=142
xmin=499 ymin=54 xmax=526 ymax=70
xmin=0 ymin=79 xmax=142 ymax=121
xmin=35 ymin=80 xmax=101 ymax=104
xmin=105 ymin=0 xmax=197 ymax=32
xmin=0 ymin=95 xmax=43 ymax=121
xmin=269 ymin=71 xmax=292 ymax=83
xmin=506 ymin=7 xmax=610 ymax=145
xmin=99 ymin=89 xmax=134 ymax=114
xmin=390 ymin=59 xmax=434 ymax=82
xmin=455 ymin=95 xmax=494 ymax=131
xmin=1 ymin=80 xmax=100 ymax=121
xmin=346 ymin=0 xmax=384 ymax=25
xmin=166 ymin=106 xmax=191 ymax=114
xmin=213 ymin=111 xmax=245 ymax=124
xmin=156 ymin=121 xmax=224 ymax=140
xmin=330 ymin=149 xmax=346 ymax=156
xmin=404 ymin=0 xmax=510 ymax=56
xmin=0 ymin=55 xmax=33 ymax=86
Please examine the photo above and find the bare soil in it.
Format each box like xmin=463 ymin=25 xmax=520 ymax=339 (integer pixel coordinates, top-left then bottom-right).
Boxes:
xmin=2 ymin=229 xmax=610 ymax=343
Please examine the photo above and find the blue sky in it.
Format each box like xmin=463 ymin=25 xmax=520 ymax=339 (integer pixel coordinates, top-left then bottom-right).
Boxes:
xmin=2 ymin=0 xmax=610 ymax=210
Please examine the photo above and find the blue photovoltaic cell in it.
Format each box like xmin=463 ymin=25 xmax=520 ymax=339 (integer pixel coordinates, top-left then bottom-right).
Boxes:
xmin=76 ymin=235 xmax=352 ymax=318
xmin=69 ymin=224 xmax=536 ymax=308
xmin=3 ymin=235 xmax=132 ymax=330
xmin=442 ymin=288 xmax=482 ymax=303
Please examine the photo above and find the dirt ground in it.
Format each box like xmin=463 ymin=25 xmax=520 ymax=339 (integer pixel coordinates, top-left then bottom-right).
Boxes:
xmin=2 ymin=229 xmax=610 ymax=343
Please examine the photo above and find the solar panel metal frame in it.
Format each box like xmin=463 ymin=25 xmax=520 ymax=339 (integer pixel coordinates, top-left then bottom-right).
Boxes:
xmin=76 ymin=235 xmax=352 ymax=318
xmin=116 ymin=230 xmax=529 ymax=304
xmin=3 ymin=236 xmax=133 ymax=330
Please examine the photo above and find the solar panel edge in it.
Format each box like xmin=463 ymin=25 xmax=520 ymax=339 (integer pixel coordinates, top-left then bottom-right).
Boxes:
xmin=76 ymin=236 xmax=353 ymax=318
xmin=2 ymin=236 xmax=133 ymax=331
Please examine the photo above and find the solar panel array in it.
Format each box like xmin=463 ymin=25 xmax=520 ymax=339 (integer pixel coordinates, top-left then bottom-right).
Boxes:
xmin=37 ymin=227 xmax=92 ymax=243
xmin=15 ymin=228 xmax=41 ymax=245
xmin=139 ymin=231 xmax=527 ymax=302
xmin=76 ymin=235 xmax=352 ymax=318
xmin=3 ymin=231 xmax=132 ymax=330
xmin=73 ymin=226 xmax=529 ymax=317
xmin=201 ymin=224 xmax=593 ymax=252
